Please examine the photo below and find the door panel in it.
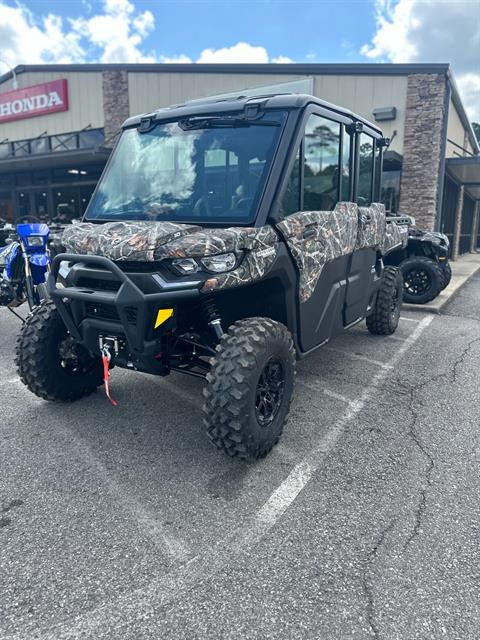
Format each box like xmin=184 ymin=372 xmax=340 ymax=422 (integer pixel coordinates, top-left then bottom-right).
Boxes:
xmin=344 ymin=247 xmax=377 ymax=326
xmin=298 ymin=254 xmax=350 ymax=351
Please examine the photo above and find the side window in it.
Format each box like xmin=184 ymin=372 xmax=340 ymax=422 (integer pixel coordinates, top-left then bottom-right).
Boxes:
xmin=280 ymin=147 xmax=301 ymax=217
xmin=340 ymin=125 xmax=351 ymax=201
xmin=303 ymin=114 xmax=341 ymax=211
xmin=357 ymin=133 xmax=374 ymax=205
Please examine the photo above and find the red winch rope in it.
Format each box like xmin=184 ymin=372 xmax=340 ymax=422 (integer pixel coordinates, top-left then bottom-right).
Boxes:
xmin=101 ymin=353 xmax=118 ymax=406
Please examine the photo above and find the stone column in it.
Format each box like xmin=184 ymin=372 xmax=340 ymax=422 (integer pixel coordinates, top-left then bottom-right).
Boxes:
xmin=470 ymin=200 xmax=479 ymax=253
xmin=451 ymin=185 xmax=464 ymax=260
xmin=102 ymin=70 xmax=129 ymax=148
xmin=399 ymin=74 xmax=449 ymax=230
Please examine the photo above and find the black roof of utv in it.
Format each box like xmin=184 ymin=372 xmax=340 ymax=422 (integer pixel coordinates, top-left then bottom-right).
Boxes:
xmin=122 ymin=93 xmax=383 ymax=137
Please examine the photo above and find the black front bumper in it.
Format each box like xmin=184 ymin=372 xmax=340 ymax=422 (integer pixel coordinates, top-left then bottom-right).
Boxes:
xmin=48 ymin=253 xmax=201 ymax=360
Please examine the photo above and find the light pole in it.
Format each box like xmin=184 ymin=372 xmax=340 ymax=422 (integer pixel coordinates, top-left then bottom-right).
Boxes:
xmin=0 ymin=60 xmax=18 ymax=89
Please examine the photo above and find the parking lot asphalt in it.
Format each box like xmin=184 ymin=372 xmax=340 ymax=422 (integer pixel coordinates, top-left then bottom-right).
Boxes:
xmin=1 ymin=273 xmax=479 ymax=640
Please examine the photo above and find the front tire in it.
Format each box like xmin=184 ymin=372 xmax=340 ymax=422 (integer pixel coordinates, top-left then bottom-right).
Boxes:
xmin=15 ymin=300 xmax=103 ymax=401
xmin=401 ymin=255 xmax=443 ymax=304
xmin=203 ymin=317 xmax=296 ymax=460
xmin=367 ymin=265 xmax=403 ymax=335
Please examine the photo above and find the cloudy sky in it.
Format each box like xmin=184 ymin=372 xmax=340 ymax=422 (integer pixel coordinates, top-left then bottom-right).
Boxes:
xmin=0 ymin=0 xmax=479 ymax=120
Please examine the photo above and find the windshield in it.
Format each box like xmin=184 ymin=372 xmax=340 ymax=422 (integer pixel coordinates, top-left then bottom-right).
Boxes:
xmin=85 ymin=111 xmax=287 ymax=224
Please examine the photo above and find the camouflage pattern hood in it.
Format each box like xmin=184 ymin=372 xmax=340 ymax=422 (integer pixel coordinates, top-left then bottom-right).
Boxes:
xmin=62 ymin=221 xmax=206 ymax=261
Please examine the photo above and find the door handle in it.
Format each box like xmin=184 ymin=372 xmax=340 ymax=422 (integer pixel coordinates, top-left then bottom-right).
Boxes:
xmin=302 ymin=228 xmax=317 ymax=239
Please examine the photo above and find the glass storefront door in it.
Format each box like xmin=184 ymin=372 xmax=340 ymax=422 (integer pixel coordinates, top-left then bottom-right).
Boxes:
xmin=33 ymin=190 xmax=49 ymax=222
xmin=0 ymin=192 xmax=14 ymax=223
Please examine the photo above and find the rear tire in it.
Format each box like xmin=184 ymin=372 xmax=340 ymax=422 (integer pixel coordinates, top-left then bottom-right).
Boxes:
xmin=15 ymin=300 xmax=103 ymax=401
xmin=367 ymin=266 xmax=403 ymax=335
xmin=400 ymin=255 xmax=443 ymax=304
xmin=203 ymin=317 xmax=296 ymax=460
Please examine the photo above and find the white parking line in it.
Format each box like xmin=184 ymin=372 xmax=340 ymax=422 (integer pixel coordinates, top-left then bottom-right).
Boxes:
xmin=299 ymin=379 xmax=357 ymax=406
xmin=386 ymin=334 xmax=408 ymax=343
xmin=323 ymin=346 xmax=393 ymax=370
xmin=400 ymin=316 xmax=421 ymax=323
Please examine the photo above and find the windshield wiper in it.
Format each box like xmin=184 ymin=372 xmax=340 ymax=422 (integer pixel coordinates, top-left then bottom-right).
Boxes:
xmin=178 ymin=116 xmax=279 ymax=131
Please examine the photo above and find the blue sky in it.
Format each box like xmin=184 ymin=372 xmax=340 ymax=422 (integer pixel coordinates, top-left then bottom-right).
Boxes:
xmin=1 ymin=0 xmax=479 ymax=119
xmin=5 ymin=0 xmax=378 ymax=64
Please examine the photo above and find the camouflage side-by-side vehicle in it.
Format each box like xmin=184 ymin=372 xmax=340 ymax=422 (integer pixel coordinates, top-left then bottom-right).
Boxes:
xmin=16 ymin=93 xmax=408 ymax=460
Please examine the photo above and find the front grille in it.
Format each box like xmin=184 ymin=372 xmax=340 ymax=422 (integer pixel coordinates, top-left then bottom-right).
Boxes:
xmin=117 ymin=261 xmax=163 ymax=273
xmin=85 ymin=302 xmax=138 ymax=326
xmin=77 ymin=277 xmax=120 ymax=293
xmin=85 ymin=302 xmax=119 ymax=322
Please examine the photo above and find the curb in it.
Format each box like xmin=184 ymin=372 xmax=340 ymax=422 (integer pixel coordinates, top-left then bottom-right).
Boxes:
xmin=403 ymin=260 xmax=480 ymax=314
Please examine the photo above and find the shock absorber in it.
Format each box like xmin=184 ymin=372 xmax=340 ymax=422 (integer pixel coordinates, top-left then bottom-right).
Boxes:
xmin=202 ymin=298 xmax=224 ymax=340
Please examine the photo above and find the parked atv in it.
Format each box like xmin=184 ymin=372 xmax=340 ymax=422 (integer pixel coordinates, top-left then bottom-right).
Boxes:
xmin=16 ymin=93 xmax=406 ymax=460
xmin=0 ymin=219 xmax=50 ymax=312
xmin=384 ymin=221 xmax=451 ymax=304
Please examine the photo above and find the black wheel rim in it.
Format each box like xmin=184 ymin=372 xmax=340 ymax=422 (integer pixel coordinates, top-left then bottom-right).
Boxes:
xmin=404 ymin=268 xmax=432 ymax=296
xmin=255 ymin=358 xmax=285 ymax=427
xmin=58 ymin=335 xmax=96 ymax=376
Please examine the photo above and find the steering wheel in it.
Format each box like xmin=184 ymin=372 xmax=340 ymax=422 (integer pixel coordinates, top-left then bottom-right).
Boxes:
xmin=194 ymin=195 xmax=213 ymax=217
xmin=234 ymin=197 xmax=254 ymax=213
xmin=17 ymin=215 xmax=41 ymax=224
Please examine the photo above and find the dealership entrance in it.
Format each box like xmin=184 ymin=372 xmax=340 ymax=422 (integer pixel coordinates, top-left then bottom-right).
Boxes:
xmin=0 ymin=127 xmax=109 ymax=224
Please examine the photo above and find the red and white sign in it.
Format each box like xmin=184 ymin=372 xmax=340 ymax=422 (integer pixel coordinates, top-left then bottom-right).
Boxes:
xmin=0 ymin=79 xmax=68 ymax=124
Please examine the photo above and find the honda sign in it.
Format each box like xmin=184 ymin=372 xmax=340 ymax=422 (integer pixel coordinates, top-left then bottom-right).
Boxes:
xmin=0 ymin=79 xmax=68 ymax=123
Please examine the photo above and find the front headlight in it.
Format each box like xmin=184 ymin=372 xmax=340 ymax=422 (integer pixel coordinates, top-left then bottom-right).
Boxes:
xmin=171 ymin=258 xmax=199 ymax=275
xmin=200 ymin=252 xmax=237 ymax=273
xmin=27 ymin=236 xmax=44 ymax=247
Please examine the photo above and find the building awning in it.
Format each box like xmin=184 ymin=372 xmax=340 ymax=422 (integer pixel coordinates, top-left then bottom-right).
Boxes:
xmin=446 ymin=156 xmax=480 ymax=200
xmin=0 ymin=147 xmax=111 ymax=174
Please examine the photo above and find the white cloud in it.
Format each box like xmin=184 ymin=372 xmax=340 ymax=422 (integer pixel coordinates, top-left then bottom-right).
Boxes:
xmin=72 ymin=0 xmax=156 ymax=63
xmin=0 ymin=1 xmax=84 ymax=67
xmin=197 ymin=42 xmax=270 ymax=64
xmin=457 ymin=74 xmax=480 ymax=124
xmin=159 ymin=54 xmax=192 ymax=64
xmin=271 ymin=55 xmax=293 ymax=64
xmin=361 ymin=0 xmax=480 ymax=121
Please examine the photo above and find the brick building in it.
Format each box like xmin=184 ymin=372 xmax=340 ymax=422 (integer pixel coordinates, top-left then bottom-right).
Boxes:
xmin=0 ymin=62 xmax=478 ymax=258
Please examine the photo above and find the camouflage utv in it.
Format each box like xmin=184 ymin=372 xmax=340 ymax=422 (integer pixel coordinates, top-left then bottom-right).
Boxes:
xmin=16 ymin=93 xmax=407 ymax=460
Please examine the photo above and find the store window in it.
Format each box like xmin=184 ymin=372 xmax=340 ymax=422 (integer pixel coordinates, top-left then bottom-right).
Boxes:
xmin=80 ymin=185 xmax=96 ymax=215
xmin=53 ymin=188 xmax=80 ymax=223
xmin=357 ymin=133 xmax=374 ymax=205
xmin=0 ymin=192 xmax=13 ymax=223
xmin=303 ymin=114 xmax=341 ymax=211
xmin=16 ymin=192 xmax=31 ymax=219
xmin=34 ymin=191 xmax=49 ymax=222
xmin=381 ymin=169 xmax=401 ymax=213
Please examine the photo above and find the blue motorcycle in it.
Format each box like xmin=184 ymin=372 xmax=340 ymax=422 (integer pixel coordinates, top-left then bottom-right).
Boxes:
xmin=0 ymin=220 xmax=50 ymax=313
